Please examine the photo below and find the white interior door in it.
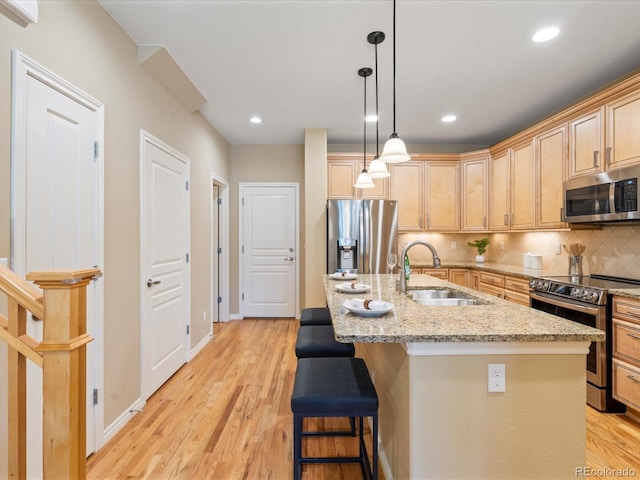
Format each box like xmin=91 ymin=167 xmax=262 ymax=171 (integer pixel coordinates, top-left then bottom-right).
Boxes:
xmin=11 ymin=51 xmax=104 ymax=470
xmin=241 ymin=184 xmax=298 ymax=318
xmin=141 ymin=131 xmax=190 ymax=398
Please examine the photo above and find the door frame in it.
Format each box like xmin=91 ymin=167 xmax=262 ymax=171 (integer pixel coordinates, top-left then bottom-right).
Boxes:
xmin=211 ymin=174 xmax=230 ymax=323
xmin=10 ymin=50 xmax=105 ymax=452
xmin=139 ymin=130 xmax=191 ymax=400
xmin=238 ymin=182 xmax=300 ymax=319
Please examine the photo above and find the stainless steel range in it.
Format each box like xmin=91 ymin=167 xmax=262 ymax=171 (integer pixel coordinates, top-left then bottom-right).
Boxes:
xmin=530 ymin=274 xmax=640 ymax=412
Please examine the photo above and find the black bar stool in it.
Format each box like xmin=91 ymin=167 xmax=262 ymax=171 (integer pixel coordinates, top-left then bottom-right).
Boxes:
xmin=300 ymin=307 xmax=332 ymax=326
xmin=295 ymin=325 xmax=355 ymax=358
xmin=291 ymin=357 xmax=378 ymax=480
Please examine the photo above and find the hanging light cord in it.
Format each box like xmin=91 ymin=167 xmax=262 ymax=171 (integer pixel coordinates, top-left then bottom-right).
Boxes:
xmin=375 ymin=41 xmax=380 ymax=157
xmin=363 ymin=70 xmax=367 ymax=167
xmin=392 ymin=0 xmax=397 ymax=135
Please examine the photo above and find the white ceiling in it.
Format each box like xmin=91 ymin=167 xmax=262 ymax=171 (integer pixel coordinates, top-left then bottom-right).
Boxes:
xmin=98 ymin=0 xmax=640 ymax=147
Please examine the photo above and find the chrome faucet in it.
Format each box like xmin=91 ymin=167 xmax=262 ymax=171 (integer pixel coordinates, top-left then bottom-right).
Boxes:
xmin=399 ymin=240 xmax=442 ymax=294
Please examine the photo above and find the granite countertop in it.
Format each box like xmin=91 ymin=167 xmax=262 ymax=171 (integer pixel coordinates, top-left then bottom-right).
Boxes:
xmin=324 ymin=273 xmax=606 ymax=344
xmin=413 ymin=261 xmax=640 ymax=299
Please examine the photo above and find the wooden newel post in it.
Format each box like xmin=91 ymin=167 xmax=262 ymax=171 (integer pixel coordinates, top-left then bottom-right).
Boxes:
xmin=28 ymin=269 xmax=100 ymax=480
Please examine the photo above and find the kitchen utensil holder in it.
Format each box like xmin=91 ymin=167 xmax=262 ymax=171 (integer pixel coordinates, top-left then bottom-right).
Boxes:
xmin=568 ymin=255 xmax=583 ymax=276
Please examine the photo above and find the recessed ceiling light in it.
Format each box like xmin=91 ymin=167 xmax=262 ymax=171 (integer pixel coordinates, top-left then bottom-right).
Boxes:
xmin=532 ymin=26 xmax=559 ymax=43
xmin=365 ymin=114 xmax=378 ymax=122
xmin=249 ymin=116 xmax=262 ymax=124
xmin=441 ymin=114 xmax=457 ymax=123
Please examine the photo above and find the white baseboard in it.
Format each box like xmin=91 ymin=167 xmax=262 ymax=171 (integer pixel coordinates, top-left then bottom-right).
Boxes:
xmin=189 ymin=332 xmax=212 ymax=360
xmin=101 ymin=397 xmax=145 ymax=448
xmin=228 ymin=313 xmax=243 ymax=321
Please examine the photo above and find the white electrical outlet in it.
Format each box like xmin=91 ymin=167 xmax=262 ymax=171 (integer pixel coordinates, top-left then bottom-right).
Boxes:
xmin=202 ymin=310 xmax=207 ymax=322
xmin=451 ymin=242 xmax=457 ymax=250
xmin=0 ymin=258 xmax=7 ymax=268
xmin=488 ymin=364 xmax=506 ymax=393
xmin=500 ymin=242 xmax=505 ymax=251
xmin=555 ymin=243 xmax=562 ymax=255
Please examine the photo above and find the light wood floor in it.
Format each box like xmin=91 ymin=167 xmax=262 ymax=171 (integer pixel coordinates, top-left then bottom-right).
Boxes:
xmin=87 ymin=319 xmax=640 ymax=479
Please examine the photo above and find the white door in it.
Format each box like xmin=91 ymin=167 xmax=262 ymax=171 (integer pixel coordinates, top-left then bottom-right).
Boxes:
xmin=213 ymin=183 xmax=220 ymax=323
xmin=11 ymin=51 xmax=104 ymax=469
xmin=241 ymin=184 xmax=298 ymax=317
xmin=141 ymin=131 xmax=190 ymax=398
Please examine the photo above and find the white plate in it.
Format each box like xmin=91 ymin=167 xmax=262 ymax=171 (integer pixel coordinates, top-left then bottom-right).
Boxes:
xmin=335 ymin=283 xmax=371 ymax=293
xmin=330 ymin=272 xmax=358 ymax=280
xmin=343 ymin=299 xmax=394 ymax=317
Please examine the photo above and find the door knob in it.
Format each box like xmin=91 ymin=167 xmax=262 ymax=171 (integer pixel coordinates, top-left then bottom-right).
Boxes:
xmin=147 ymin=278 xmax=161 ymax=287
xmin=284 ymin=257 xmax=294 ymax=261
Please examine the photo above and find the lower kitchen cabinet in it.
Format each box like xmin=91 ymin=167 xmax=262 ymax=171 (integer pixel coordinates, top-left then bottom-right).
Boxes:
xmin=479 ymin=271 xmax=505 ymax=299
xmin=612 ymin=296 xmax=640 ymax=409
xmin=449 ymin=268 xmax=469 ymax=287
xmin=420 ymin=268 xmax=449 ymax=280
xmin=503 ymin=275 xmax=531 ymax=306
xmin=469 ymin=269 xmax=480 ymax=291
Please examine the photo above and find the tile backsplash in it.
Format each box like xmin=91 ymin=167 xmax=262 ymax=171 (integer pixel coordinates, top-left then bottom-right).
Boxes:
xmin=399 ymin=224 xmax=640 ymax=279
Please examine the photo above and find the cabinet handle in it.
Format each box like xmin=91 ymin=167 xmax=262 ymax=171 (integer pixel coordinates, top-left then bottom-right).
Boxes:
xmin=593 ymin=150 xmax=599 ymax=168
xmin=427 ymin=215 xmax=431 ymax=228
xmin=419 ymin=217 xmax=423 ymax=229
xmin=626 ymin=332 xmax=640 ymax=340
xmin=560 ymin=207 xmax=563 ymax=222
xmin=627 ymin=374 xmax=640 ymax=384
xmin=511 ymin=213 xmax=515 ymax=225
xmin=483 ymin=216 xmax=486 ymax=229
xmin=504 ymin=214 xmax=508 ymax=226
xmin=606 ymin=147 xmax=612 ymax=166
xmin=621 ymin=309 xmax=640 ymax=319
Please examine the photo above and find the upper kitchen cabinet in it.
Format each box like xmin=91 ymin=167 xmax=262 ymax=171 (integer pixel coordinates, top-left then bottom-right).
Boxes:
xmin=489 ymin=141 xmax=535 ymax=231
xmin=327 ymin=154 xmax=387 ymax=199
xmin=568 ymin=107 xmax=606 ymax=178
xmin=327 ymin=157 xmax=357 ymax=198
xmin=460 ymin=151 xmax=489 ymax=232
xmin=389 ymin=161 xmax=424 ymax=231
xmin=606 ymin=90 xmax=640 ymax=170
xmin=489 ymin=150 xmax=510 ymax=231
xmin=425 ymin=160 xmax=460 ymax=231
xmin=535 ymin=125 xmax=567 ymax=229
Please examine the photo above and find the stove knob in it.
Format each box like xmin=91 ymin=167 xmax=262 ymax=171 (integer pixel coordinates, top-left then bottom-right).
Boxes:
xmin=571 ymin=288 xmax=582 ymax=298
xmin=542 ymin=281 xmax=550 ymax=291
xmin=587 ymin=291 xmax=600 ymax=302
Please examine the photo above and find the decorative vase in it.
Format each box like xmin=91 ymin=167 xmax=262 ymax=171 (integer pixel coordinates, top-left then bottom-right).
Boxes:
xmin=475 ymin=254 xmax=485 ymax=263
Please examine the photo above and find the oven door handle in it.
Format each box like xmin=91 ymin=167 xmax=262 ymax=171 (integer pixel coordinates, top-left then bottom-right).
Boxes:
xmin=529 ymin=291 xmax=601 ymax=316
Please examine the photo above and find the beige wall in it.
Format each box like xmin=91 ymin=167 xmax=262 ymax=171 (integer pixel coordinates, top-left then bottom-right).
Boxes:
xmin=0 ymin=0 xmax=230 ymax=463
xmin=229 ymin=144 xmax=305 ymax=315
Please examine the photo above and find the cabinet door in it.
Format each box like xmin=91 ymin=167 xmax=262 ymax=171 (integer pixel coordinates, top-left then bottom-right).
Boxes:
xmin=358 ymin=159 xmax=388 ymax=199
xmin=510 ymin=141 xmax=535 ymax=230
xmin=327 ymin=160 xmax=356 ymax=199
xmin=489 ymin=151 xmax=510 ymax=231
xmin=390 ymin=162 xmax=423 ymax=231
xmin=606 ymin=91 xmax=640 ymax=169
xmin=449 ymin=268 xmax=469 ymax=287
xmin=461 ymin=155 xmax=488 ymax=231
xmin=536 ymin=125 xmax=567 ymax=229
xmin=469 ymin=270 xmax=480 ymax=291
xmin=569 ymin=108 xmax=605 ymax=178
xmin=425 ymin=161 xmax=460 ymax=231
xmin=421 ymin=268 xmax=449 ymax=279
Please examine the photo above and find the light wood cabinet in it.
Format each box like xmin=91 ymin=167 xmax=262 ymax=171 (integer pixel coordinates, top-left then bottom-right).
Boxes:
xmin=389 ymin=161 xmax=424 ymax=231
xmin=479 ymin=271 xmax=505 ymax=299
xmin=327 ymin=155 xmax=387 ymax=199
xmin=469 ymin=270 xmax=480 ymax=291
xmin=535 ymin=125 xmax=567 ymax=229
xmin=489 ymin=151 xmax=510 ymax=231
xmin=503 ymin=275 xmax=530 ymax=306
xmin=612 ymin=296 xmax=640 ymax=409
xmin=420 ymin=268 xmax=449 ymax=280
xmin=425 ymin=161 xmax=460 ymax=231
xmin=460 ymin=153 xmax=488 ymax=232
xmin=489 ymin=141 xmax=535 ymax=231
xmin=449 ymin=268 xmax=469 ymax=287
xmin=569 ymin=107 xmax=605 ymax=178
xmin=328 ymin=159 xmax=357 ymax=198
xmin=606 ymin=90 xmax=640 ymax=169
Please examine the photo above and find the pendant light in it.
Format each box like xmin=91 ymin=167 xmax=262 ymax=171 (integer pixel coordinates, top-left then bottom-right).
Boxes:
xmin=379 ymin=0 xmax=411 ymax=163
xmin=366 ymin=31 xmax=390 ymax=178
xmin=354 ymin=67 xmax=375 ymax=189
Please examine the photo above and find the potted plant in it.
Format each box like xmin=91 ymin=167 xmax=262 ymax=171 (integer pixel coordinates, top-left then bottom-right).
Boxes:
xmin=467 ymin=237 xmax=490 ymax=263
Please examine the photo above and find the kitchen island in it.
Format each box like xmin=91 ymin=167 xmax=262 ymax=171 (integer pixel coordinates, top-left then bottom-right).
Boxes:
xmin=323 ymin=273 xmax=604 ymax=480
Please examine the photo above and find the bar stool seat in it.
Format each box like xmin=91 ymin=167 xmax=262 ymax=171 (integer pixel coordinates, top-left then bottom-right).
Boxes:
xmin=300 ymin=307 xmax=332 ymax=326
xmin=295 ymin=325 xmax=355 ymax=358
xmin=291 ymin=357 xmax=378 ymax=480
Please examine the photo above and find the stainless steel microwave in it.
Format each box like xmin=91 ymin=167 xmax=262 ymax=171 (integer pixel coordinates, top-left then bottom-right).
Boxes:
xmin=563 ymin=165 xmax=639 ymax=223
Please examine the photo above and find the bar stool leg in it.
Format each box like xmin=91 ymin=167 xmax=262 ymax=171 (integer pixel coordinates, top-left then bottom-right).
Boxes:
xmin=293 ymin=413 xmax=302 ymax=480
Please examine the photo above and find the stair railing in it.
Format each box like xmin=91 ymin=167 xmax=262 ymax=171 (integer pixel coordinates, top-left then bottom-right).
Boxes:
xmin=0 ymin=264 xmax=100 ymax=480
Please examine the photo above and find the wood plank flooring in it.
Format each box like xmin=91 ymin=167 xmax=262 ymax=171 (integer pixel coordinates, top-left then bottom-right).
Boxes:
xmin=87 ymin=319 xmax=640 ymax=479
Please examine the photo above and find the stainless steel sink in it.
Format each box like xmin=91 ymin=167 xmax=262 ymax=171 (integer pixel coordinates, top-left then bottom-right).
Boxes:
xmin=408 ymin=289 xmax=487 ymax=306
xmin=412 ymin=298 xmax=482 ymax=306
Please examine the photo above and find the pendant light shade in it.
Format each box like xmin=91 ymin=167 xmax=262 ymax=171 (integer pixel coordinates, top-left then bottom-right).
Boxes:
xmin=366 ymin=31 xmax=390 ymax=178
xmin=379 ymin=0 xmax=410 ymax=164
xmin=354 ymin=67 xmax=375 ymax=189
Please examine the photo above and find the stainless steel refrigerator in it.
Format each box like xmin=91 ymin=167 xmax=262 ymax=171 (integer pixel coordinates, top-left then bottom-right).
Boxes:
xmin=327 ymin=199 xmax=398 ymax=274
